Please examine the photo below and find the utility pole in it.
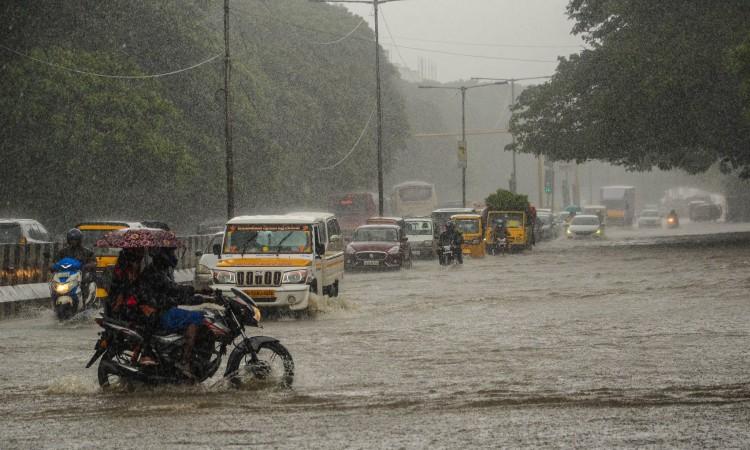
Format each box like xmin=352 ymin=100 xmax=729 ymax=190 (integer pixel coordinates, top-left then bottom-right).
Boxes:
xmin=419 ymin=81 xmax=508 ymax=207
xmin=309 ymin=0 xmax=401 ymax=216
xmin=224 ymin=0 xmax=235 ymax=219
xmin=472 ymin=76 xmax=552 ymax=194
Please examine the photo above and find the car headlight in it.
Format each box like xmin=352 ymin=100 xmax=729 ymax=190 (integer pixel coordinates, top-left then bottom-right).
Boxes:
xmin=212 ymin=269 xmax=236 ymax=284
xmin=566 ymin=228 xmax=572 ymax=234
xmin=387 ymin=245 xmax=401 ymax=254
xmin=596 ymin=228 xmax=602 ymax=235
xmin=196 ymin=264 xmax=211 ymax=275
xmin=54 ymin=282 xmax=71 ymax=294
xmin=282 ymin=269 xmax=309 ymax=284
xmin=345 ymin=244 xmax=355 ymax=254
xmin=423 ymin=239 xmax=433 ymax=246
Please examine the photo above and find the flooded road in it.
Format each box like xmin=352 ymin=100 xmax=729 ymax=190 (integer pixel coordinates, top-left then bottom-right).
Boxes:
xmin=2 ymin=222 xmax=750 ymax=448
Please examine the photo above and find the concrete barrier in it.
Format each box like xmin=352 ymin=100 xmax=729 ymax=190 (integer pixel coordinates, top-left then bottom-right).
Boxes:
xmin=0 ymin=268 xmax=195 ymax=320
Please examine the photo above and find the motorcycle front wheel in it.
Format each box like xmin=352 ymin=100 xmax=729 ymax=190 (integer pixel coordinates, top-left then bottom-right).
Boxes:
xmin=54 ymin=304 xmax=73 ymax=321
xmin=226 ymin=341 xmax=294 ymax=389
xmin=97 ymin=354 xmax=134 ymax=391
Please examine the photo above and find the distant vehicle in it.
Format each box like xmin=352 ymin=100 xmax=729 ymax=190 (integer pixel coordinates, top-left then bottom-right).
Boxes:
xmin=566 ymin=214 xmax=604 ymax=239
xmin=582 ymin=205 xmax=607 ymax=224
xmin=391 ymin=181 xmax=437 ymax=218
xmin=451 ymin=213 xmax=485 ymax=258
xmin=404 ymin=217 xmax=434 ymax=259
xmin=50 ymin=257 xmax=96 ymax=320
xmin=140 ymin=220 xmax=170 ymax=230
xmin=431 ymin=208 xmax=476 ymax=237
xmin=637 ymin=209 xmax=661 ymax=228
xmin=0 ymin=219 xmax=52 ymax=244
xmin=193 ymin=232 xmax=223 ymax=292
xmin=689 ymin=201 xmax=722 ymax=222
xmin=536 ymin=211 xmax=559 ymax=240
xmin=328 ymin=192 xmax=377 ymax=240
xmin=366 ymin=216 xmax=408 ymax=237
xmin=76 ymin=221 xmax=143 ymax=302
xmin=485 ymin=211 xmax=531 ymax=251
xmin=601 ymin=186 xmax=636 ymax=226
xmin=345 ymin=224 xmax=412 ymax=270
xmin=197 ymin=220 xmax=226 ymax=235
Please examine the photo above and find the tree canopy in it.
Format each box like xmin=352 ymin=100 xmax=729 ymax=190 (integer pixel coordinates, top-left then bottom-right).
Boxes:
xmin=0 ymin=0 xmax=408 ymax=232
xmin=508 ymin=1 xmax=750 ymax=177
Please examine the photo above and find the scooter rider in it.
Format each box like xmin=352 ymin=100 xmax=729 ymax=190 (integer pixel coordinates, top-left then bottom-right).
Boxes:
xmin=438 ymin=221 xmax=464 ymax=264
xmin=54 ymin=228 xmax=97 ymax=302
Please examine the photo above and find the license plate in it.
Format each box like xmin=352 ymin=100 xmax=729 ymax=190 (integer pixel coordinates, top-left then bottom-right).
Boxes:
xmin=363 ymin=261 xmax=380 ymax=266
xmin=245 ymin=289 xmax=276 ymax=298
xmin=412 ymin=250 xmax=421 ymax=256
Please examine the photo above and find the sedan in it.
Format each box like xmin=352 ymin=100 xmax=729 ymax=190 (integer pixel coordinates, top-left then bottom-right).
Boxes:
xmin=566 ymin=214 xmax=604 ymax=239
xmin=345 ymin=224 xmax=411 ymax=270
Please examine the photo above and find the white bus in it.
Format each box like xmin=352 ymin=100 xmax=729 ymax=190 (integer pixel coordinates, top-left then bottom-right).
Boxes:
xmin=391 ymin=181 xmax=437 ymax=218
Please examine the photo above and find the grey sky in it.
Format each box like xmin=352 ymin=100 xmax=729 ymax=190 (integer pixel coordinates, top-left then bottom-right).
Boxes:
xmin=339 ymin=0 xmax=584 ymax=83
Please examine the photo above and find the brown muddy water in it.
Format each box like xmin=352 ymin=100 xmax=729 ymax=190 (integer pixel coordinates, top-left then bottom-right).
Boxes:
xmin=1 ymin=223 xmax=749 ymax=448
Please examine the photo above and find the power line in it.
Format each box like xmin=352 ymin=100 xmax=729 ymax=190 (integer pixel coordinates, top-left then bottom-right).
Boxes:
xmin=314 ymin=18 xmax=366 ymax=45
xmin=318 ymin=107 xmax=376 ymax=170
xmin=380 ymin=42 xmax=558 ymax=63
xmin=0 ymin=44 xmax=221 ymax=79
xmin=391 ymin=35 xmax=584 ymax=50
xmin=378 ymin=8 xmax=409 ymax=68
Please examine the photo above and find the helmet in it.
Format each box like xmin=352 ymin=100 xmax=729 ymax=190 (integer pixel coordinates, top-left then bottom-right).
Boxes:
xmin=149 ymin=247 xmax=178 ymax=269
xmin=66 ymin=228 xmax=83 ymax=245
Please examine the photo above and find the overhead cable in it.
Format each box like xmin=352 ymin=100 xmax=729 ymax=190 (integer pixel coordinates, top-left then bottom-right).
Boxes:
xmin=379 ymin=43 xmax=557 ymax=63
xmin=318 ymin=107 xmax=376 ymax=170
xmin=314 ymin=18 xmax=366 ymax=45
xmin=0 ymin=44 xmax=222 ymax=79
xmin=379 ymin=8 xmax=410 ymax=68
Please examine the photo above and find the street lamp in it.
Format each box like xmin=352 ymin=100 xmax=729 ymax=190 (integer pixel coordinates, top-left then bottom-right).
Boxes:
xmin=418 ymin=81 xmax=508 ymax=207
xmin=472 ymin=76 xmax=552 ymax=194
xmin=310 ymin=0 xmax=403 ymax=216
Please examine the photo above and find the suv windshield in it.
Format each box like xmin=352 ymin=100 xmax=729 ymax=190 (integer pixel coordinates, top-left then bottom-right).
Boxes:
xmin=406 ymin=221 xmax=432 ymax=236
xmin=224 ymin=224 xmax=312 ymax=254
xmin=0 ymin=223 xmax=22 ymax=243
xmin=354 ymin=228 xmax=398 ymax=242
xmin=641 ymin=210 xmax=659 ymax=217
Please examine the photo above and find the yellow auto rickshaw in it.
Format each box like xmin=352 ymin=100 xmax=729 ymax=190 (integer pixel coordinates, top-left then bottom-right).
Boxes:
xmin=484 ymin=211 xmax=530 ymax=252
xmin=451 ymin=214 xmax=485 ymax=258
xmin=76 ymin=221 xmax=143 ymax=301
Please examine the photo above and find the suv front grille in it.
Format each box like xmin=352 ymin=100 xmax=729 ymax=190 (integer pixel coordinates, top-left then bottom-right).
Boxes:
xmin=237 ymin=270 xmax=282 ymax=287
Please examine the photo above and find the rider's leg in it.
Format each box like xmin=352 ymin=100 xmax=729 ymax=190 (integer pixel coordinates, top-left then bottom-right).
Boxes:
xmin=182 ymin=324 xmax=198 ymax=368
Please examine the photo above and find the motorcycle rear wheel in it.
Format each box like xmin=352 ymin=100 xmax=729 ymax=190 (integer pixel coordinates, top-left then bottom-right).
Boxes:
xmin=226 ymin=341 xmax=294 ymax=389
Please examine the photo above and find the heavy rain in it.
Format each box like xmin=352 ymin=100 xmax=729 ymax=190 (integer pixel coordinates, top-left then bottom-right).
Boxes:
xmin=2 ymin=1 xmax=750 ymax=448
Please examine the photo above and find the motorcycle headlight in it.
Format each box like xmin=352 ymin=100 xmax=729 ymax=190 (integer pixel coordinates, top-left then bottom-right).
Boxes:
xmin=596 ymin=228 xmax=602 ymax=235
xmin=212 ymin=269 xmax=236 ymax=285
xmin=282 ymin=269 xmax=309 ymax=284
xmin=387 ymin=245 xmax=401 ymax=254
xmin=252 ymin=306 xmax=262 ymax=323
xmin=566 ymin=228 xmax=572 ymax=234
xmin=196 ymin=264 xmax=211 ymax=275
xmin=54 ymin=282 xmax=71 ymax=294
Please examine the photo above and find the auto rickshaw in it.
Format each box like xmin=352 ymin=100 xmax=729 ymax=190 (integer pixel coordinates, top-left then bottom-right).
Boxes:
xmin=484 ymin=211 xmax=530 ymax=252
xmin=450 ymin=214 xmax=485 ymax=258
xmin=76 ymin=221 xmax=143 ymax=302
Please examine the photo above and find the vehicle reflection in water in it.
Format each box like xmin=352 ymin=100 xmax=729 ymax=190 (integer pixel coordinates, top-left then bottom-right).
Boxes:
xmin=1 ymin=222 xmax=750 ymax=447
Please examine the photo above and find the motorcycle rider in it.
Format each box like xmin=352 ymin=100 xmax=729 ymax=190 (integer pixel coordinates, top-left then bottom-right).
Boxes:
xmin=493 ymin=219 xmax=508 ymax=250
xmin=667 ymin=209 xmax=680 ymax=226
xmin=139 ymin=247 xmax=207 ymax=378
xmin=438 ymin=221 xmax=464 ymax=264
xmin=54 ymin=228 xmax=97 ymax=305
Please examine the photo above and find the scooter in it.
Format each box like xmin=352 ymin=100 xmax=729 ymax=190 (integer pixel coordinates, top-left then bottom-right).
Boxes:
xmin=438 ymin=244 xmax=461 ymax=265
xmin=488 ymin=235 xmax=509 ymax=256
xmin=50 ymin=257 xmax=96 ymax=320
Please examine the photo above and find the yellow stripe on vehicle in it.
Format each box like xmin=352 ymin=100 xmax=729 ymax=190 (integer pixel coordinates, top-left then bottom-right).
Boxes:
xmin=78 ymin=225 xmax=128 ymax=231
xmin=217 ymin=258 xmax=312 ymax=268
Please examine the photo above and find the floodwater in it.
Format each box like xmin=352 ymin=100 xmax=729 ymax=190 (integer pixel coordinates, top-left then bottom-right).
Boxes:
xmin=2 ymin=222 xmax=750 ymax=448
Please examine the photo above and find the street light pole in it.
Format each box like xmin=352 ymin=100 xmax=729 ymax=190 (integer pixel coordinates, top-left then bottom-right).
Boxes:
xmin=310 ymin=0 xmax=401 ymax=216
xmin=419 ymin=81 xmax=507 ymax=207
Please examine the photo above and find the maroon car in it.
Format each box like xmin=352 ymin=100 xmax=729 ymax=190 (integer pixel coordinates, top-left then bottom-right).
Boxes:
xmin=345 ymin=224 xmax=412 ymax=270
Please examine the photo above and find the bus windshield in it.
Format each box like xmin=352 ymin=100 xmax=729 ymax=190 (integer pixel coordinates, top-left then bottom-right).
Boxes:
xmin=398 ymin=185 xmax=433 ymax=202
xmin=406 ymin=220 xmax=432 ymax=236
xmin=224 ymin=224 xmax=312 ymax=254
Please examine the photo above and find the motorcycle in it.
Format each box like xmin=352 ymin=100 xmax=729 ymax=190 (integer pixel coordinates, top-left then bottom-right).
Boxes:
xmin=438 ymin=244 xmax=461 ymax=265
xmin=488 ymin=235 xmax=509 ymax=256
xmin=666 ymin=214 xmax=680 ymax=229
xmin=86 ymin=288 xmax=294 ymax=389
xmin=50 ymin=257 xmax=96 ymax=320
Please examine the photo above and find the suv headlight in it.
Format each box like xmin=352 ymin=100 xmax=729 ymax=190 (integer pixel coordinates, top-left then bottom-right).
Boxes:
xmin=212 ymin=269 xmax=236 ymax=284
xmin=345 ymin=244 xmax=355 ymax=254
xmin=387 ymin=245 xmax=401 ymax=254
xmin=282 ymin=269 xmax=309 ymax=284
xmin=196 ymin=264 xmax=211 ymax=275
xmin=422 ymin=239 xmax=433 ymax=246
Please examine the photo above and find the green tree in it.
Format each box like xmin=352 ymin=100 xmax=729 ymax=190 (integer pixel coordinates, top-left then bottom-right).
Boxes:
xmin=508 ymin=1 xmax=750 ymax=177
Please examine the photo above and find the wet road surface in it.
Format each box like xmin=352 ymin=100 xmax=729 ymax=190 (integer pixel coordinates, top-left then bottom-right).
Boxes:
xmin=2 ymin=222 xmax=750 ymax=448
